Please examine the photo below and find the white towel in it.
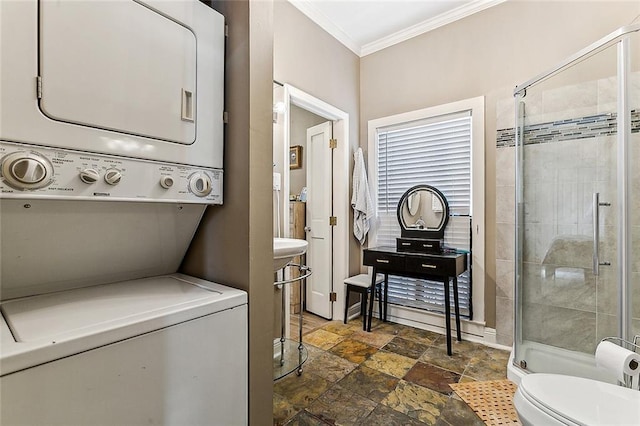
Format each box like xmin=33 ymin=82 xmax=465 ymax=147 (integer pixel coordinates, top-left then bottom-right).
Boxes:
xmin=351 ymin=147 xmax=373 ymax=245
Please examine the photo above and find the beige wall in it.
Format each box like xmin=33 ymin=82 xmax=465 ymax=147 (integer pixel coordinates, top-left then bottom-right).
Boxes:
xmin=274 ymin=0 xmax=362 ymax=275
xmin=360 ymin=0 xmax=640 ymax=339
xmin=180 ymin=1 xmax=274 ymax=424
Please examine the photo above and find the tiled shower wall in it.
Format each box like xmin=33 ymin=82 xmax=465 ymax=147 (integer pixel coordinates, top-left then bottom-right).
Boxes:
xmin=494 ymin=142 xmax=516 ymax=347
xmin=494 ymin=72 xmax=640 ymax=349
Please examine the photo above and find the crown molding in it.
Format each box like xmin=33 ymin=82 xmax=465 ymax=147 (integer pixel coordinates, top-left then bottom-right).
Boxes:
xmin=288 ymin=0 xmax=362 ymax=56
xmin=361 ymin=0 xmax=508 ymax=57
xmin=288 ymin=0 xmax=507 ymax=58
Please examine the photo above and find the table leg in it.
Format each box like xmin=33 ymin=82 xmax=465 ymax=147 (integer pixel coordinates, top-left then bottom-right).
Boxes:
xmin=367 ymin=269 xmax=377 ymax=332
xmin=444 ymin=276 xmax=452 ymax=356
xmin=453 ymin=277 xmax=461 ymax=342
xmin=383 ymin=274 xmax=389 ymax=322
xmin=377 ymin=284 xmax=382 ymax=322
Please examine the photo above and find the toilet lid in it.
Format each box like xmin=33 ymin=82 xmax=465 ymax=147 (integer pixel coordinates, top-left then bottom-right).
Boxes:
xmin=519 ymin=374 xmax=640 ymax=425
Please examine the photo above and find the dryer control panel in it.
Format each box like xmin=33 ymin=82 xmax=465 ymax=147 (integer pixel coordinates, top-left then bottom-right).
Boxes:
xmin=0 ymin=142 xmax=222 ymax=204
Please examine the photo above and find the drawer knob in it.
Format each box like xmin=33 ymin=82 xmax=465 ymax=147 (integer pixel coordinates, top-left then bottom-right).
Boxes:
xmin=421 ymin=264 xmax=436 ymax=269
xmin=422 ymin=244 xmax=433 ymax=248
xmin=376 ymin=259 xmax=390 ymax=264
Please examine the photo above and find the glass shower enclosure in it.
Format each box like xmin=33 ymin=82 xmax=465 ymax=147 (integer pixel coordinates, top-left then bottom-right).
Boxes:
xmin=512 ymin=24 xmax=640 ymax=381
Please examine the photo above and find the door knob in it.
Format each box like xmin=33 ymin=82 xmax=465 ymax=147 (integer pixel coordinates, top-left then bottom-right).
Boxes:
xmin=304 ymin=226 xmax=311 ymax=232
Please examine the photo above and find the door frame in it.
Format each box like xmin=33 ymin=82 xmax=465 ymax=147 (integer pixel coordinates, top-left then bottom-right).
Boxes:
xmin=281 ymin=84 xmax=349 ymax=325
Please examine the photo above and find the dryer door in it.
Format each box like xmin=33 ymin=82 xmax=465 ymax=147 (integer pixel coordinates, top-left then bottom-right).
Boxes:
xmin=39 ymin=0 xmax=197 ymax=145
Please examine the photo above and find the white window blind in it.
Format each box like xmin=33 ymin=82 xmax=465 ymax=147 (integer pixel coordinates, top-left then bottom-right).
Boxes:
xmin=376 ymin=112 xmax=473 ymax=318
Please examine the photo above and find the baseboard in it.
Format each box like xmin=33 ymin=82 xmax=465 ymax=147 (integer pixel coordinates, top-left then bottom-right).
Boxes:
xmin=347 ymin=302 xmax=363 ymax=322
xmin=373 ymin=304 xmax=484 ymax=337
xmin=350 ymin=302 xmax=512 ymax=352
xmin=477 ymin=327 xmax=512 ymax=351
xmin=370 ymin=303 xmax=512 ymax=351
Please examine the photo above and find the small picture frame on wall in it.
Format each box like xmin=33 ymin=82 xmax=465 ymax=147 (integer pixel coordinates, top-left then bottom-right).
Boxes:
xmin=290 ymin=145 xmax=302 ymax=169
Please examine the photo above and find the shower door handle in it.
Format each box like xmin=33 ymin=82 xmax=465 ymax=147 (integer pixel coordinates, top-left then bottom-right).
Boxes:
xmin=593 ymin=192 xmax=611 ymax=275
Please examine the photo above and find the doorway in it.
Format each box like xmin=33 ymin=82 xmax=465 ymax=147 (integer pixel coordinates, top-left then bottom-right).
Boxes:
xmin=273 ymin=83 xmax=349 ymax=330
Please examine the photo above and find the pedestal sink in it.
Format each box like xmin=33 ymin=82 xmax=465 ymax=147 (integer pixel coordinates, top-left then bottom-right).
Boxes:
xmin=273 ymin=238 xmax=308 ymax=271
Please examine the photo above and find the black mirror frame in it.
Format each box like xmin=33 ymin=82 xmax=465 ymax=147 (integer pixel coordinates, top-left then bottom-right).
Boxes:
xmin=396 ymin=184 xmax=449 ymax=239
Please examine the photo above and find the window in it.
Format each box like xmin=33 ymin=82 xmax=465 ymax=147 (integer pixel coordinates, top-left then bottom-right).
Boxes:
xmin=368 ymin=97 xmax=485 ymax=326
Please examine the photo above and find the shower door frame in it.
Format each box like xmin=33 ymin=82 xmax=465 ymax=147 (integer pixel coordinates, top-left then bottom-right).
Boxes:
xmin=513 ymin=23 xmax=640 ymax=374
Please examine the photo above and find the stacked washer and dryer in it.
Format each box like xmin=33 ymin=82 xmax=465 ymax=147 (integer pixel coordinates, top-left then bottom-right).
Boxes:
xmin=0 ymin=1 xmax=247 ymax=424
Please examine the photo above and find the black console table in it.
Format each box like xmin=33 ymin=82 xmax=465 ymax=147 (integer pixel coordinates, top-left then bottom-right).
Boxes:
xmin=363 ymin=246 xmax=467 ymax=356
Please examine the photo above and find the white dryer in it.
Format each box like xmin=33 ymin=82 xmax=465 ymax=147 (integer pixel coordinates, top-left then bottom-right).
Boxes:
xmin=0 ymin=0 xmax=224 ymax=169
xmin=0 ymin=1 xmax=246 ymax=424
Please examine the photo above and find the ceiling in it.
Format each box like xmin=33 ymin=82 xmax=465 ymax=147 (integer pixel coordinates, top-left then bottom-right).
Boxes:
xmin=288 ymin=0 xmax=506 ymax=57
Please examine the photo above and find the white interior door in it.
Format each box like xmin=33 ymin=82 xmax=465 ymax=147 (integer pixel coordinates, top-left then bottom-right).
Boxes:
xmin=305 ymin=121 xmax=333 ymax=319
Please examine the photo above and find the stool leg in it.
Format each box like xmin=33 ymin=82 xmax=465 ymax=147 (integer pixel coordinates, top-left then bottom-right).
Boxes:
xmin=362 ymin=291 xmax=368 ymax=331
xmin=367 ymin=268 xmax=376 ymax=331
xmin=344 ymin=287 xmax=349 ymax=324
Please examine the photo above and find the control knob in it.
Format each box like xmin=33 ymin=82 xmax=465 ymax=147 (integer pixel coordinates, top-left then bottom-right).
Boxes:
xmin=188 ymin=172 xmax=212 ymax=197
xmin=1 ymin=151 xmax=53 ymax=190
xmin=104 ymin=168 xmax=122 ymax=185
xmin=79 ymin=168 xmax=100 ymax=184
xmin=159 ymin=175 xmax=174 ymax=189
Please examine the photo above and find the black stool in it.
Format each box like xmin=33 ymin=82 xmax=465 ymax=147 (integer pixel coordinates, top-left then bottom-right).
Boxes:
xmin=343 ymin=273 xmax=384 ymax=331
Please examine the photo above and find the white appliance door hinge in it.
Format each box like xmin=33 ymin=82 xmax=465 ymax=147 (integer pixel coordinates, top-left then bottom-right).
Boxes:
xmin=223 ymin=111 xmax=229 ymax=124
xmin=36 ymin=76 xmax=42 ymax=99
xmin=224 ymin=24 xmax=229 ymax=37
xmin=329 ymin=138 xmax=337 ymax=149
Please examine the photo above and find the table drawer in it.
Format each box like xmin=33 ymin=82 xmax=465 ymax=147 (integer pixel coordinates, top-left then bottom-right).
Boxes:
xmin=363 ymin=251 xmax=404 ymax=271
xmin=396 ymin=238 xmax=441 ymax=254
xmin=405 ymin=256 xmax=450 ymax=276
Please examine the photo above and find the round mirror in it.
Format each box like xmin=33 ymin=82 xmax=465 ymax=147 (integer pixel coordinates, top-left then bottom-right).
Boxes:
xmin=397 ymin=185 xmax=449 ymax=239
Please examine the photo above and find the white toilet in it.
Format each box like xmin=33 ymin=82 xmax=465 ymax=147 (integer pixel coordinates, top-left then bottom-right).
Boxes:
xmin=514 ymin=373 xmax=640 ymax=425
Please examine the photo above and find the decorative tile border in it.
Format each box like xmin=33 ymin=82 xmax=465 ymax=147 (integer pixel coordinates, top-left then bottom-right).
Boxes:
xmin=497 ymin=109 xmax=640 ymax=148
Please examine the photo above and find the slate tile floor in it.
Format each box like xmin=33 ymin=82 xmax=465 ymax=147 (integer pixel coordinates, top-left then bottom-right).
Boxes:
xmin=274 ymin=317 xmax=510 ymax=425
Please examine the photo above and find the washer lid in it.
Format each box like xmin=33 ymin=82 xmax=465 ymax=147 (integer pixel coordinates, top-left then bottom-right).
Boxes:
xmin=520 ymin=373 xmax=640 ymax=425
xmin=2 ymin=275 xmax=226 ymax=343
xmin=0 ymin=274 xmax=247 ymax=376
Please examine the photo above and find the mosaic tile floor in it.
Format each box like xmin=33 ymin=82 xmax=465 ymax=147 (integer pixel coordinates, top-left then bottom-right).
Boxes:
xmin=275 ymin=316 xmax=511 ymax=425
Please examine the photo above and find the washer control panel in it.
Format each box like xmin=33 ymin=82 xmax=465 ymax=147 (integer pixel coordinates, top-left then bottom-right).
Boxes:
xmin=0 ymin=142 xmax=222 ymax=204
